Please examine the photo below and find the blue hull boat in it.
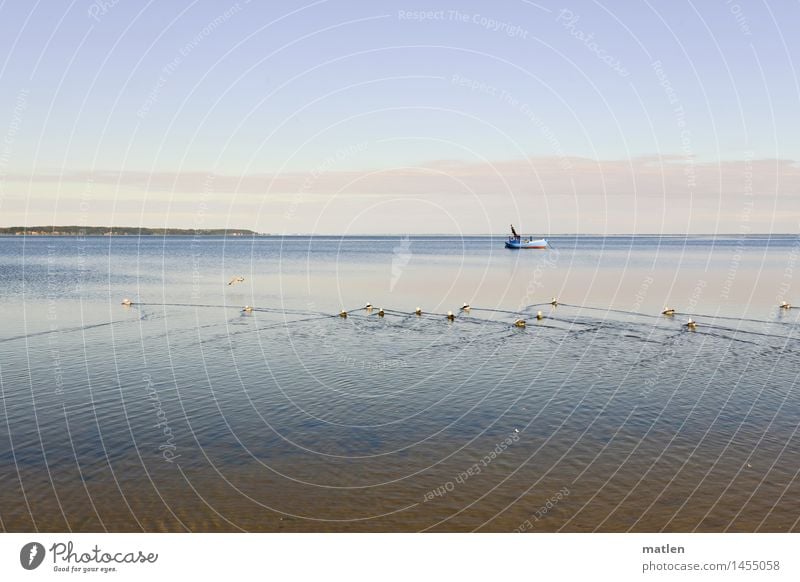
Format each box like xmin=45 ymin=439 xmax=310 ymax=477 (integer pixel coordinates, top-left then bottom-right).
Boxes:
xmin=505 ymin=224 xmax=548 ymax=249
xmin=505 ymin=237 xmax=548 ymax=249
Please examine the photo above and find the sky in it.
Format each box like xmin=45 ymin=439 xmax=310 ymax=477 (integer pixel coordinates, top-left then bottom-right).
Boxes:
xmin=0 ymin=0 xmax=798 ymax=234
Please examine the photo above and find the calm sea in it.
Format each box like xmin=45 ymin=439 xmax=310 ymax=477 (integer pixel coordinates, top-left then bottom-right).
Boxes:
xmin=1 ymin=234 xmax=799 ymax=532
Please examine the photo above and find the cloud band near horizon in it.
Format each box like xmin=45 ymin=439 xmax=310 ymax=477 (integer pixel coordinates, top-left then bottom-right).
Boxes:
xmin=2 ymin=155 xmax=798 ymax=234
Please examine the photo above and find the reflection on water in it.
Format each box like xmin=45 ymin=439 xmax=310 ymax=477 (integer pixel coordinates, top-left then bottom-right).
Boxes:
xmin=0 ymin=235 xmax=799 ymax=531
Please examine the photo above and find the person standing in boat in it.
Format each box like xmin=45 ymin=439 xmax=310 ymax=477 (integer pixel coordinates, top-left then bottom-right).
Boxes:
xmin=510 ymin=224 xmax=520 ymax=241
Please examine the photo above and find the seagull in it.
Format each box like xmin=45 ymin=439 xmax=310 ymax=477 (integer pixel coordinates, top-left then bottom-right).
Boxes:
xmin=686 ymin=318 xmax=697 ymax=330
xmin=415 ymin=307 xmax=422 ymax=316
xmin=339 ymin=310 xmax=347 ymax=318
xmin=242 ymin=306 xmax=253 ymax=313
xmin=514 ymin=319 xmax=526 ymax=328
xmin=536 ymin=311 xmax=544 ymax=320
xmin=228 ymin=276 xmax=245 ymax=286
xmin=378 ymin=308 xmax=385 ymax=317
xmin=662 ymin=307 xmax=675 ymax=316
xmin=460 ymin=302 xmax=471 ymax=312
xmin=121 ymin=298 xmax=133 ymax=306
xmin=780 ymin=301 xmax=792 ymax=310
xmin=446 ymin=311 xmax=455 ymax=321
xmin=550 ymin=297 xmax=559 ymax=306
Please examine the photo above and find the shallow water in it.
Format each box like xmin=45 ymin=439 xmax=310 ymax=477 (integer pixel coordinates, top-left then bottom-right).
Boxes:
xmin=1 ymin=234 xmax=799 ymax=532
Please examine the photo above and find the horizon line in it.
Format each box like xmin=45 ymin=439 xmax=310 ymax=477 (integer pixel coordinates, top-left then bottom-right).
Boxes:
xmin=0 ymin=225 xmax=797 ymax=237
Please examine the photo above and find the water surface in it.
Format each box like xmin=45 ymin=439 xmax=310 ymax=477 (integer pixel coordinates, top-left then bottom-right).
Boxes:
xmin=1 ymin=235 xmax=799 ymax=531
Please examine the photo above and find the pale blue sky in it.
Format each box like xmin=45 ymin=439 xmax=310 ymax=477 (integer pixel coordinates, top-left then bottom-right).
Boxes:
xmin=0 ymin=0 xmax=798 ymax=233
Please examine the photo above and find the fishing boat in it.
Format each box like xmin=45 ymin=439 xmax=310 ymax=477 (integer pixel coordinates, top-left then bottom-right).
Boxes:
xmin=505 ymin=224 xmax=549 ymax=249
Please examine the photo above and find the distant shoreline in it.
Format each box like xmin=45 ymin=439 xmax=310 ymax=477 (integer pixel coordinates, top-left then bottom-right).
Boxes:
xmin=0 ymin=226 xmax=262 ymax=236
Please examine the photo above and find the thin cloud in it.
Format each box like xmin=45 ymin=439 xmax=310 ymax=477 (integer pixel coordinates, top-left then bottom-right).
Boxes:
xmin=6 ymin=156 xmax=797 ymax=200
